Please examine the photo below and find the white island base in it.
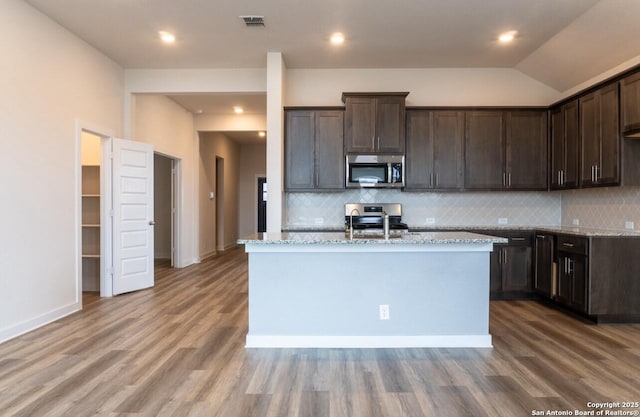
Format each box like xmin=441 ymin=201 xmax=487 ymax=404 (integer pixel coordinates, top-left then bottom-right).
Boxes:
xmin=239 ymin=232 xmax=503 ymax=349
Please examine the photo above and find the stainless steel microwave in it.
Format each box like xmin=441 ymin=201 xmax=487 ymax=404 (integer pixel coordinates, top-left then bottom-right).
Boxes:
xmin=346 ymin=154 xmax=405 ymax=188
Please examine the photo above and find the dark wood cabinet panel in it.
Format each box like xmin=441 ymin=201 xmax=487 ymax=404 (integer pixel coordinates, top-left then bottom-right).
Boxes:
xmin=621 ymin=71 xmax=640 ymax=134
xmin=556 ymin=235 xmax=589 ymax=314
xmin=464 ymin=111 xmax=505 ymax=189
xmin=534 ymin=233 xmax=554 ymax=297
xmin=344 ymin=96 xmax=375 ymax=153
xmin=482 ymin=230 xmax=533 ymax=299
xmin=405 ymin=110 xmax=463 ymax=190
xmin=285 ymin=111 xmax=315 ymax=190
xmin=343 ymin=93 xmax=407 ymax=154
xmin=505 ymin=110 xmax=548 ymax=190
xmin=315 ymin=111 xmax=345 ymax=189
xmin=580 ymin=83 xmax=620 ymax=187
xmin=550 ymin=100 xmax=579 ymax=189
xmin=376 ymin=96 xmax=406 ymax=153
xmin=285 ymin=109 xmax=344 ymax=191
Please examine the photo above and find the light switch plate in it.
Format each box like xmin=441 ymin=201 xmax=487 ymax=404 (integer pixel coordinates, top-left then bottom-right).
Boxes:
xmin=625 ymin=221 xmax=634 ymax=230
xmin=425 ymin=217 xmax=435 ymax=225
xmin=572 ymin=218 xmax=580 ymax=226
xmin=314 ymin=217 xmax=324 ymax=225
xmin=498 ymin=218 xmax=508 ymax=225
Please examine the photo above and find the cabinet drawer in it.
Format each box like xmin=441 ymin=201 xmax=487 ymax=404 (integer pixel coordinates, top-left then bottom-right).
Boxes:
xmin=557 ymin=235 xmax=588 ymax=255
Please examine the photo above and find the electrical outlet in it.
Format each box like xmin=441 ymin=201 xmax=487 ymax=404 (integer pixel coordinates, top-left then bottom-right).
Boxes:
xmin=572 ymin=218 xmax=580 ymax=226
xmin=625 ymin=221 xmax=635 ymax=230
xmin=379 ymin=304 xmax=390 ymax=320
xmin=314 ymin=217 xmax=324 ymax=225
xmin=425 ymin=217 xmax=435 ymax=225
xmin=498 ymin=218 xmax=508 ymax=225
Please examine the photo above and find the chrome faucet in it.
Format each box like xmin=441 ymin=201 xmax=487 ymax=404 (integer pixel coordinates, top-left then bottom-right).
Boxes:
xmin=348 ymin=208 xmax=361 ymax=239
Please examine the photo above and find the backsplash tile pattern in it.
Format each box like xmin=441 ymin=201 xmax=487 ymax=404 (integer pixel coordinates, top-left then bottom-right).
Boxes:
xmin=286 ymin=190 xmax=562 ymax=229
xmin=561 ymin=186 xmax=640 ymax=231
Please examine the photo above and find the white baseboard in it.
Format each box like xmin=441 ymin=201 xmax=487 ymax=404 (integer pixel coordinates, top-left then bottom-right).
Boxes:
xmin=0 ymin=302 xmax=81 ymax=345
xmin=245 ymin=334 xmax=493 ymax=349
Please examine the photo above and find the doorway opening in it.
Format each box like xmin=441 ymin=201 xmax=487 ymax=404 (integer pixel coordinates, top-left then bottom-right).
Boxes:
xmin=154 ymin=153 xmax=178 ymax=269
xmin=257 ymin=177 xmax=267 ymax=233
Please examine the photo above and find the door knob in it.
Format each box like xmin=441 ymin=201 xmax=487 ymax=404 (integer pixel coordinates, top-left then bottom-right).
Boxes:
xmin=149 ymin=220 xmax=156 ymax=226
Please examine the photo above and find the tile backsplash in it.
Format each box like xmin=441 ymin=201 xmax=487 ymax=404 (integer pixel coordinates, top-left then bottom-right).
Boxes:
xmin=286 ymin=190 xmax=562 ymax=228
xmin=561 ymin=186 xmax=640 ymax=231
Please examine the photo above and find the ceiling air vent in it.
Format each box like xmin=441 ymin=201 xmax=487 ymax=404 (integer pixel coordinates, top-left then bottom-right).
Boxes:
xmin=240 ymin=16 xmax=265 ymax=27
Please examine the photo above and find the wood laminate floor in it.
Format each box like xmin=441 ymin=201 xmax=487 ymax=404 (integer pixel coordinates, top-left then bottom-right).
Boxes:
xmin=1 ymin=247 xmax=639 ymax=417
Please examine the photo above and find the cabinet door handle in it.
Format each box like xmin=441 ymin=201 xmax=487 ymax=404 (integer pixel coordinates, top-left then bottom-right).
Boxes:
xmin=595 ymin=164 xmax=600 ymax=181
xmin=503 ymin=249 xmax=507 ymax=264
xmin=315 ymin=172 xmax=319 ymax=187
xmin=377 ymin=136 xmax=380 ymax=150
xmin=508 ymin=172 xmax=511 ymax=188
xmin=434 ymin=172 xmax=438 ymax=187
xmin=429 ymin=172 xmax=433 ymax=188
xmin=371 ymin=136 xmax=375 ymax=150
xmin=567 ymin=258 xmax=574 ymax=275
xmin=536 ymin=235 xmax=545 ymax=239
xmin=502 ymin=172 xmax=506 ymax=187
xmin=562 ymin=242 xmax=575 ymax=248
xmin=512 ymin=237 xmax=526 ymax=241
xmin=557 ymin=170 xmax=561 ymax=185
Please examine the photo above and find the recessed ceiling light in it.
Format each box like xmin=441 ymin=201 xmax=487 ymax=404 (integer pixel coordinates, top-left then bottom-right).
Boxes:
xmin=498 ymin=30 xmax=517 ymax=43
xmin=159 ymin=31 xmax=176 ymax=43
xmin=258 ymin=131 xmax=266 ymax=138
xmin=194 ymin=109 xmax=203 ymax=114
xmin=233 ymin=106 xmax=244 ymax=114
xmin=330 ymin=32 xmax=345 ymax=45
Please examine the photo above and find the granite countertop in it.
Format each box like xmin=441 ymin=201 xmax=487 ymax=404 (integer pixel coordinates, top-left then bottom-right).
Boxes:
xmin=283 ymin=225 xmax=640 ymax=237
xmin=238 ymin=231 xmax=507 ymax=245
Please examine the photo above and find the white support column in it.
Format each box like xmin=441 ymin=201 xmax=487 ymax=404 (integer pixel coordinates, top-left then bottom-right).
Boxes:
xmin=266 ymin=52 xmax=286 ymax=233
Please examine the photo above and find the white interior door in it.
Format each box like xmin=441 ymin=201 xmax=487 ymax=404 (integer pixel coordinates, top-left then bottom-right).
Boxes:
xmin=111 ymin=138 xmax=154 ymax=295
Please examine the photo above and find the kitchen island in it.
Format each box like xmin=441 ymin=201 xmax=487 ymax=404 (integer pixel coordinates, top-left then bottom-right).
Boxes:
xmin=238 ymin=231 xmax=506 ymax=348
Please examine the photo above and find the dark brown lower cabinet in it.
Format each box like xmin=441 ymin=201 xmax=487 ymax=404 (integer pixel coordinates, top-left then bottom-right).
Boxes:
xmin=534 ymin=233 xmax=554 ymax=297
xmin=557 ymin=252 xmax=588 ymax=314
xmin=486 ymin=231 xmax=533 ymax=299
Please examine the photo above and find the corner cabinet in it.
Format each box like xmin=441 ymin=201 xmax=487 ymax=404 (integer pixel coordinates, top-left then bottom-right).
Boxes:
xmin=464 ymin=110 xmax=547 ymax=190
xmin=405 ymin=110 xmax=464 ymax=190
xmin=284 ymin=109 xmax=345 ymax=191
xmin=343 ymin=92 xmax=408 ymax=154
xmin=550 ymin=100 xmax=580 ymax=189
xmin=579 ymin=83 xmax=620 ymax=187
xmin=82 ymin=165 xmax=100 ymax=292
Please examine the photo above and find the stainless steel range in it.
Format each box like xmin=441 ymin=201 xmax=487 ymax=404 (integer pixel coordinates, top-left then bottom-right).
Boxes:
xmin=344 ymin=203 xmax=408 ymax=237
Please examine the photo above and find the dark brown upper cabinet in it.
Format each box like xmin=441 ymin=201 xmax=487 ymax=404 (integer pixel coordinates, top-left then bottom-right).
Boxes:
xmin=579 ymin=83 xmax=620 ymax=187
xmin=464 ymin=110 xmax=547 ymax=190
xmin=550 ymin=100 xmax=580 ymax=190
xmin=464 ymin=111 xmax=505 ymax=189
xmin=284 ymin=109 xmax=344 ymax=191
xmin=505 ymin=110 xmax=548 ymax=190
xmin=343 ymin=92 xmax=408 ymax=154
xmin=405 ymin=110 xmax=464 ymax=190
xmin=620 ymin=71 xmax=640 ymax=137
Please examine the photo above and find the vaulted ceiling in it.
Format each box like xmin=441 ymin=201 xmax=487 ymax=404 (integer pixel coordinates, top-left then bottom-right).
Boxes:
xmin=24 ymin=0 xmax=640 ymax=93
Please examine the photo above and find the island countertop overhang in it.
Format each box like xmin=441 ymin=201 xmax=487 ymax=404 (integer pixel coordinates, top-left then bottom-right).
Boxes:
xmin=238 ymin=231 xmax=507 ymax=246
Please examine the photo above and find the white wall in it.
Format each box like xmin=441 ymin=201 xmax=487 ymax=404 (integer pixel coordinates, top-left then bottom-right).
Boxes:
xmin=132 ymin=94 xmax=196 ymax=266
xmin=0 ymin=0 xmax=123 ymax=343
xmin=286 ymin=68 xmax=561 ymax=107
